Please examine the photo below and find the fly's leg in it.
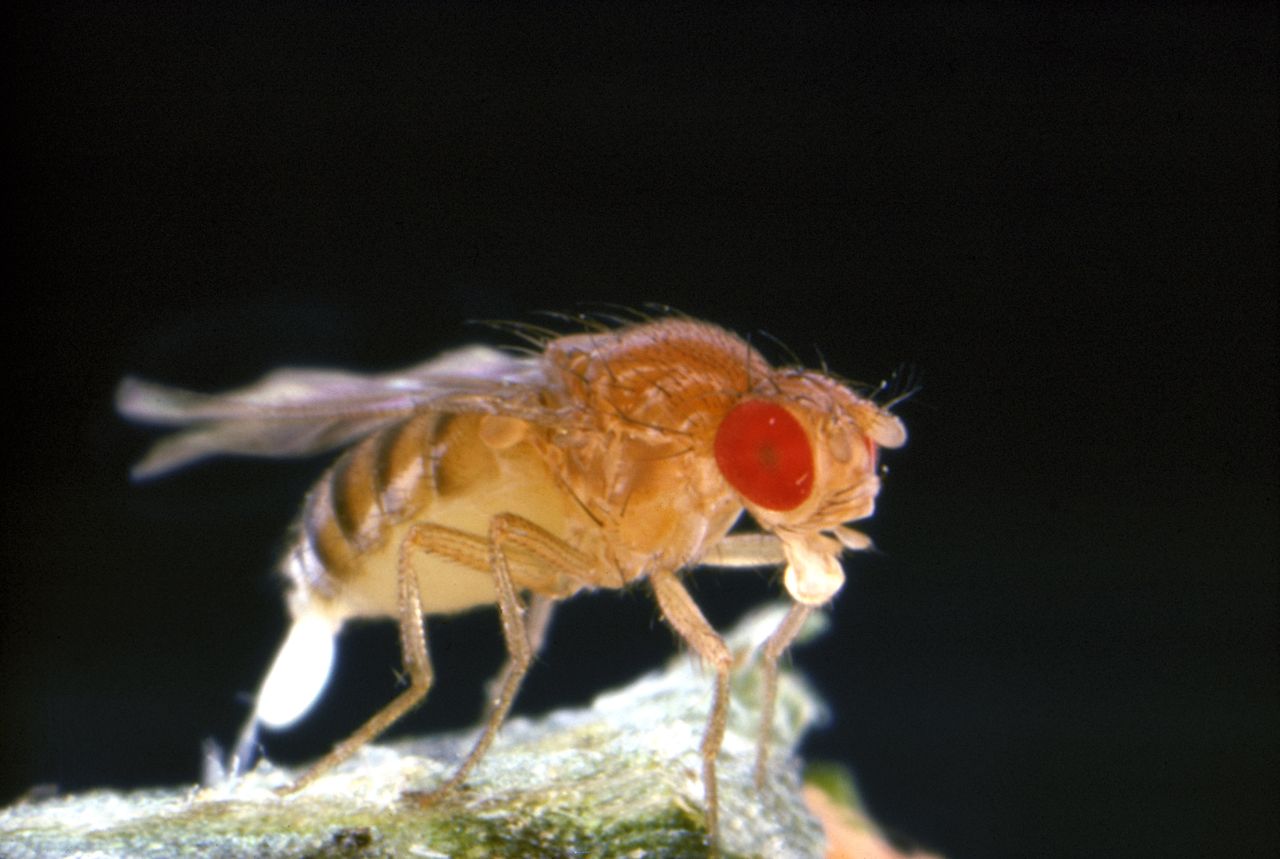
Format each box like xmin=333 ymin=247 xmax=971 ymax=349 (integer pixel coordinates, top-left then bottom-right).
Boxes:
xmin=281 ymin=524 xmax=435 ymax=793
xmin=649 ymin=569 xmax=732 ymax=847
xmin=409 ymin=513 xmax=593 ymax=802
xmin=697 ymin=533 xmax=812 ymax=789
xmin=699 ymin=532 xmax=785 ymax=569
xmin=484 ymin=593 xmax=554 ymax=710
xmin=754 ymin=601 xmax=812 ymax=788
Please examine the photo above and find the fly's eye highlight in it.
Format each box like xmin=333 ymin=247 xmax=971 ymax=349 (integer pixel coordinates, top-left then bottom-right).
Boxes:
xmin=714 ymin=400 xmax=815 ymax=511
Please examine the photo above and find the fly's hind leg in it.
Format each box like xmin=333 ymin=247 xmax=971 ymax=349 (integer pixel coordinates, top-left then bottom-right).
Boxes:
xmin=484 ymin=592 xmax=554 ymax=710
xmin=408 ymin=513 xmax=593 ymax=803
xmin=281 ymin=526 xmax=435 ymax=794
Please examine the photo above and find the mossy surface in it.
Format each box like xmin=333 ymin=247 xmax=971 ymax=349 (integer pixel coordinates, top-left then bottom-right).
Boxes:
xmin=1 ymin=605 xmax=828 ymax=859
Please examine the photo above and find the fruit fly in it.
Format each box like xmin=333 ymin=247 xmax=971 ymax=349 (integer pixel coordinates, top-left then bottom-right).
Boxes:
xmin=117 ymin=315 xmax=906 ymax=840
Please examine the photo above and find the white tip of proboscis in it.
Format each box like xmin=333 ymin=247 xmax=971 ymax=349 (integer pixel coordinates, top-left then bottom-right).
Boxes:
xmin=255 ymin=612 xmax=338 ymax=729
xmin=781 ymin=536 xmax=846 ymax=606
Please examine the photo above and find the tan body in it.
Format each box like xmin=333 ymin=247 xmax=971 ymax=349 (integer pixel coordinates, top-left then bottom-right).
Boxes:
xmin=296 ymin=322 xmax=756 ymax=624
xmin=293 ymin=411 xmax=581 ymax=622
xmin=118 ymin=317 xmax=906 ymax=847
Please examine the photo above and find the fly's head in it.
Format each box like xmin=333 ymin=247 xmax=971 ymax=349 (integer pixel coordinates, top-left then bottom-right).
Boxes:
xmin=713 ymin=370 xmax=906 ymax=606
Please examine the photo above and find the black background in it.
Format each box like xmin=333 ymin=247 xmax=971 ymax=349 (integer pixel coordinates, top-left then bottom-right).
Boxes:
xmin=4 ymin=4 xmax=1275 ymax=858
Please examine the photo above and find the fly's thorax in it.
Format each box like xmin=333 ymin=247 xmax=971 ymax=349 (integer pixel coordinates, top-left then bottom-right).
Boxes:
xmin=543 ymin=318 xmax=770 ymax=430
xmin=534 ymin=320 xmax=769 ymax=579
xmin=609 ymin=437 xmax=744 ymax=578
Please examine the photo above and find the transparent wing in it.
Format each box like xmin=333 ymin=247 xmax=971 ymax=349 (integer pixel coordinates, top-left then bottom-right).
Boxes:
xmin=118 ymin=345 xmax=551 ymax=480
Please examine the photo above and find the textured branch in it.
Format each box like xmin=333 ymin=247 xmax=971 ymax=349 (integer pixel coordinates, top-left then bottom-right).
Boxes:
xmin=1 ymin=605 xmax=922 ymax=859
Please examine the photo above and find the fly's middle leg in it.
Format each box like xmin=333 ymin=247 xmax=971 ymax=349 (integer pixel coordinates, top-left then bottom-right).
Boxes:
xmin=649 ymin=568 xmax=733 ymax=849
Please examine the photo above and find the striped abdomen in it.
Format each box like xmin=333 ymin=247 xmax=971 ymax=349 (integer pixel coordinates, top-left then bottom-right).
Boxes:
xmin=281 ymin=411 xmax=574 ymax=622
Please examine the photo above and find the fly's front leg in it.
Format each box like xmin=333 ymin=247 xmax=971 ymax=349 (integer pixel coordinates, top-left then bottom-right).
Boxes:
xmin=411 ymin=513 xmax=593 ymax=803
xmin=649 ymin=569 xmax=732 ymax=846
xmin=282 ymin=524 xmax=435 ymax=794
xmin=753 ymin=601 xmax=812 ymax=788
xmin=698 ymin=533 xmax=809 ymax=789
xmin=700 ymin=532 xmax=785 ymax=569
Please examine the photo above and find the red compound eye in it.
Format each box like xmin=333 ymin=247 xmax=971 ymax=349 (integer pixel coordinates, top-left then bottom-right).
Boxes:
xmin=714 ymin=400 xmax=814 ymax=511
